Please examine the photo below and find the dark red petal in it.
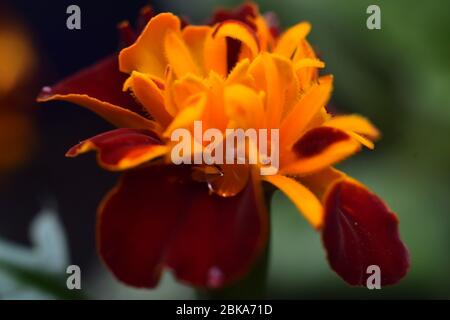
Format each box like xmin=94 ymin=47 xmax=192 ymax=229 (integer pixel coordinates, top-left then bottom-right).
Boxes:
xmin=210 ymin=3 xmax=258 ymax=30
xmin=66 ymin=128 xmax=164 ymax=170
xmin=136 ymin=5 xmax=155 ymax=33
xmin=293 ymin=126 xmax=350 ymax=157
xmin=322 ymin=179 xmax=410 ymax=286
xmin=38 ymin=54 xmax=145 ymax=117
xmin=263 ymin=12 xmax=281 ymax=38
xmin=98 ymin=165 xmax=268 ymax=288
xmin=117 ymin=21 xmax=137 ymax=48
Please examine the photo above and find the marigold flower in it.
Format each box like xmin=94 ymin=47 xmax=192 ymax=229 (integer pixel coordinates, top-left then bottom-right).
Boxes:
xmin=38 ymin=3 xmax=409 ymax=289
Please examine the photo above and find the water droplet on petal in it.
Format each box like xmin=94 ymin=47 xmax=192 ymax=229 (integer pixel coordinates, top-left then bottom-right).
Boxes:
xmin=207 ymin=266 xmax=224 ymax=288
xmin=41 ymin=86 xmax=52 ymax=94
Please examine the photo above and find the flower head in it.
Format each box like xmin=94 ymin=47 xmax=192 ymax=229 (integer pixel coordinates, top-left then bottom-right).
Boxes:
xmin=38 ymin=3 xmax=409 ymax=288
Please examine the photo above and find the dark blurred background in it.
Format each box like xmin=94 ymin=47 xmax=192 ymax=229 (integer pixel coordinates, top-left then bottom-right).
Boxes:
xmin=0 ymin=0 xmax=449 ymax=299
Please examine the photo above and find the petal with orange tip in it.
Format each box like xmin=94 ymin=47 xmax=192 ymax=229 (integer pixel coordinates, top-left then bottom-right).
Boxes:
xmin=294 ymin=58 xmax=325 ymax=70
xmin=263 ymin=174 xmax=323 ymax=228
xmin=66 ymin=128 xmax=167 ymax=171
xmin=124 ymin=72 xmax=172 ymax=127
xmin=280 ymin=75 xmax=333 ymax=148
xmin=119 ymin=13 xmax=181 ymax=80
xmin=37 ymin=55 xmax=159 ymax=131
xmin=274 ymin=22 xmax=311 ymax=58
xmin=322 ymin=178 xmax=410 ymax=286
xmin=281 ymin=126 xmax=361 ymax=176
xmin=323 ymin=114 xmax=380 ymax=141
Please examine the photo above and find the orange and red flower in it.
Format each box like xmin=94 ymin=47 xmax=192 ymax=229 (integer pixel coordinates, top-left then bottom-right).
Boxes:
xmin=38 ymin=3 xmax=409 ymax=288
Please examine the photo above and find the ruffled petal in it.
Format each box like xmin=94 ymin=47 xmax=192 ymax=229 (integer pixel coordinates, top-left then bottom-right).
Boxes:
xmin=224 ymin=84 xmax=265 ymax=129
xmin=66 ymin=128 xmax=167 ymax=171
xmin=181 ymin=25 xmax=211 ymax=76
xmin=98 ymin=165 xmax=268 ymax=288
xmin=124 ymin=71 xmax=172 ymax=126
xmin=281 ymin=126 xmax=361 ymax=175
xmin=322 ymin=179 xmax=410 ymax=286
xmin=164 ymin=29 xmax=201 ymax=78
xmin=119 ymin=13 xmax=181 ymax=80
xmin=280 ymin=75 xmax=333 ymax=148
xmin=38 ymin=55 xmax=158 ymax=131
xmin=273 ymin=22 xmax=311 ymax=58
xmin=248 ymin=53 xmax=297 ymax=128
xmin=204 ymin=20 xmax=260 ymax=76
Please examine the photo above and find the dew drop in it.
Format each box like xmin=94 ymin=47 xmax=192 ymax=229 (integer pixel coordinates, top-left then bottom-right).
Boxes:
xmin=207 ymin=266 xmax=224 ymax=288
xmin=42 ymin=86 xmax=52 ymax=94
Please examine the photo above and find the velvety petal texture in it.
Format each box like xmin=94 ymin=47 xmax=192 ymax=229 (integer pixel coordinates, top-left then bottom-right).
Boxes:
xmin=98 ymin=165 xmax=268 ymax=288
xmin=322 ymin=179 xmax=410 ymax=286
xmin=67 ymin=128 xmax=167 ymax=171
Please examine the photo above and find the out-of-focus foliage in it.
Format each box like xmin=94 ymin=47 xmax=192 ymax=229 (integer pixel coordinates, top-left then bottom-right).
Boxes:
xmin=0 ymin=209 xmax=81 ymax=299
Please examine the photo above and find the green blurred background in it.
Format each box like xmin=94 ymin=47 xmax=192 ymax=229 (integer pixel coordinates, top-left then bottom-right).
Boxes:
xmin=0 ymin=0 xmax=449 ymax=299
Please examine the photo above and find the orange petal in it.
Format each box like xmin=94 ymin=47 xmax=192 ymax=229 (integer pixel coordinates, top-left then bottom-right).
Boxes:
xmin=274 ymin=22 xmax=311 ymax=58
xmin=224 ymin=84 xmax=265 ymax=129
xmin=164 ymin=29 xmax=200 ymax=78
xmin=294 ymin=58 xmax=325 ymax=70
xmin=248 ymin=53 xmax=297 ymax=128
xmin=203 ymin=29 xmax=228 ymax=77
xmin=182 ymin=25 xmax=211 ymax=76
xmin=323 ymin=114 xmax=380 ymax=141
xmin=124 ymin=72 xmax=172 ymax=126
xmin=226 ymin=58 xmax=252 ymax=85
xmin=281 ymin=126 xmax=361 ymax=175
xmin=163 ymin=93 xmax=207 ymax=137
xmin=263 ymin=174 xmax=323 ymax=228
xmin=171 ymin=74 xmax=208 ymax=113
xmin=280 ymin=75 xmax=333 ymax=148
xmin=204 ymin=20 xmax=260 ymax=77
xmin=119 ymin=13 xmax=181 ymax=80
xmin=254 ymin=15 xmax=275 ymax=51
xmin=212 ymin=20 xmax=260 ymax=57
